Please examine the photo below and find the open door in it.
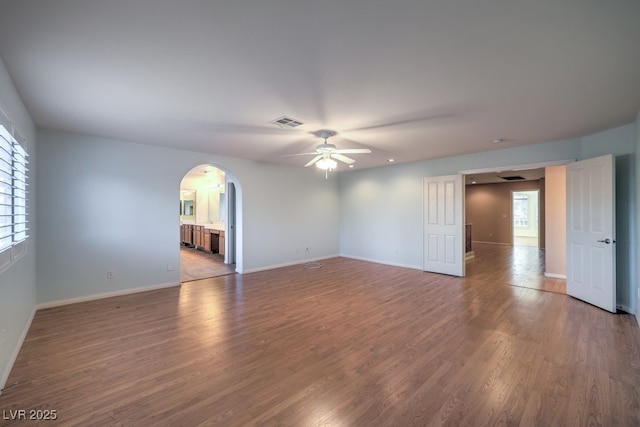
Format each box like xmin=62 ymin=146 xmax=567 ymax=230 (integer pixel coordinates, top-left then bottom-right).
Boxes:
xmin=226 ymin=181 xmax=236 ymax=265
xmin=566 ymin=154 xmax=616 ymax=312
xmin=423 ymin=175 xmax=465 ymax=276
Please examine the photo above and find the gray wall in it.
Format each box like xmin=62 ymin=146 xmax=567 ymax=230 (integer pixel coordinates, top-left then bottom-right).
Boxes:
xmin=339 ymin=137 xmax=582 ymax=269
xmin=0 ymin=57 xmax=37 ymax=391
xmin=636 ymin=111 xmax=640 ymax=323
xmin=339 ymin=123 xmax=637 ymax=313
xmin=36 ymin=130 xmax=341 ymax=304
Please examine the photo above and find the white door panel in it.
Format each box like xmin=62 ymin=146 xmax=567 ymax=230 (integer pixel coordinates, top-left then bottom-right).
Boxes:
xmin=566 ymin=154 xmax=615 ymax=312
xmin=423 ymin=175 xmax=464 ymax=276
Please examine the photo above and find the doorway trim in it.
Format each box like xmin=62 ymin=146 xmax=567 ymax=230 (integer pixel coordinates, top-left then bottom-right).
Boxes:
xmin=178 ymin=163 xmax=243 ymax=275
xmin=460 ymin=159 xmax=575 ymax=290
xmin=460 ymin=159 xmax=574 ymax=177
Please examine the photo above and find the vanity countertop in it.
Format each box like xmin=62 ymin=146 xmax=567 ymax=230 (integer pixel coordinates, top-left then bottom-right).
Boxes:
xmin=181 ymin=222 xmax=224 ymax=231
xmin=204 ymin=225 xmax=225 ymax=231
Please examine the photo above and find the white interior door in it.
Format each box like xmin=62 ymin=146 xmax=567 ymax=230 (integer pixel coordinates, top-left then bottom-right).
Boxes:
xmin=423 ymin=175 xmax=465 ymax=276
xmin=226 ymin=182 xmax=236 ymax=265
xmin=566 ymin=154 xmax=616 ymax=312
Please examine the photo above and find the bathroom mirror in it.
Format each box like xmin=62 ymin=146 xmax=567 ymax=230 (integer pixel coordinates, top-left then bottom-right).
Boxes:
xmin=180 ymin=190 xmax=196 ymax=218
xmin=182 ymin=200 xmax=194 ymax=216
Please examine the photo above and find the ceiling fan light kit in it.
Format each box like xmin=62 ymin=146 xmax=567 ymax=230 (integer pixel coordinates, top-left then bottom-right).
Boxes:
xmin=283 ymin=129 xmax=372 ymax=176
xmin=316 ymin=158 xmax=337 ymax=170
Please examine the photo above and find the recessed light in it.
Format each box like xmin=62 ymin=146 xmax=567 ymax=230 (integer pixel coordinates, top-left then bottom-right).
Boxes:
xmin=493 ymin=138 xmax=504 ymax=144
xmin=348 ymin=164 xmax=354 ymax=168
xmin=388 ymin=158 xmax=395 ymax=162
xmin=472 ymin=181 xmax=477 ymax=184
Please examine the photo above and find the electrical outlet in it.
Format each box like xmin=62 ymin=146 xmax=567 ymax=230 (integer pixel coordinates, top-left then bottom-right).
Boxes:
xmin=107 ymin=270 xmax=114 ymax=279
xmin=0 ymin=328 xmax=6 ymax=349
xmin=167 ymin=262 xmax=174 ymax=272
xmin=305 ymin=247 xmax=309 ymax=253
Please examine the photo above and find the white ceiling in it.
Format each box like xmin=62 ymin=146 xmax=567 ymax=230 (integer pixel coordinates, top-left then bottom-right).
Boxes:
xmin=181 ymin=164 xmax=226 ymax=190
xmin=0 ymin=1 xmax=639 ymax=170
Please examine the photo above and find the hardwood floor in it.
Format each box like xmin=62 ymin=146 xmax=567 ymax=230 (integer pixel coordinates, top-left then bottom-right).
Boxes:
xmin=180 ymin=245 xmax=235 ymax=282
xmin=1 ymin=256 xmax=638 ymax=425
xmin=468 ymin=242 xmax=566 ymax=294
xmin=513 ymin=236 xmax=539 ymax=247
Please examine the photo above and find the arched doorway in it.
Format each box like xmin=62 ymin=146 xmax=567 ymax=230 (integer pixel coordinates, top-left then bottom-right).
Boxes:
xmin=179 ymin=164 xmax=240 ymax=282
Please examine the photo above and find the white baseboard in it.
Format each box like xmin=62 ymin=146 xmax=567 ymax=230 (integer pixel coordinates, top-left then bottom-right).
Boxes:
xmin=0 ymin=307 xmax=36 ymax=396
xmin=241 ymin=255 xmax=340 ymax=274
xmin=472 ymin=241 xmax=511 ymax=246
xmin=617 ymin=305 xmax=633 ymax=315
xmin=465 ymin=251 xmax=475 ymax=260
xmin=339 ymin=254 xmax=423 ymax=271
xmin=36 ymin=282 xmax=180 ymax=310
xmin=544 ymin=272 xmax=567 ymax=279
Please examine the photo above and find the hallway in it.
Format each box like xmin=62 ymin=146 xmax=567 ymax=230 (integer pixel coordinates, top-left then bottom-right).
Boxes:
xmin=466 ymin=242 xmax=566 ymax=294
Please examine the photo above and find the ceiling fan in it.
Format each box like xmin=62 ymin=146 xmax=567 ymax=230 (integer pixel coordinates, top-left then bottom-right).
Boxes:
xmin=283 ymin=130 xmax=371 ymax=174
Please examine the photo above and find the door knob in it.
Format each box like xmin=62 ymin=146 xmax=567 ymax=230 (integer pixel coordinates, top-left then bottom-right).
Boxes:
xmin=597 ymin=238 xmax=611 ymax=244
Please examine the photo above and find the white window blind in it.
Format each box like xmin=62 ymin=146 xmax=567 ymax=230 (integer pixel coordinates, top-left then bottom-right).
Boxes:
xmin=0 ymin=120 xmax=29 ymax=257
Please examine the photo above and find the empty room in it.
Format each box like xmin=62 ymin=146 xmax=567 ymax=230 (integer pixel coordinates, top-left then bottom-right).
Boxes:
xmin=1 ymin=1 xmax=640 ymax=425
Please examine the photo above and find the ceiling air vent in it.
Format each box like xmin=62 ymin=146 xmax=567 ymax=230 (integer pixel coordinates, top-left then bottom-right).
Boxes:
xmin=269 ymin=116 xmax=304 ymax=129
xmin=500 ymin=175 xmax=525 ymax=181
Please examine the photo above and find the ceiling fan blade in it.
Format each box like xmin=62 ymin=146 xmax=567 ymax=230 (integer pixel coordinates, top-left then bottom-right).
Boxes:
xmin=281 ymin=152 xmax=319 ymax=157
xmin=334 ymin=148 xmax=372 ymax=154
xmin=305 ymin=155 xmax=323 ymax=167
xmin=332 ymin=153 xmax=355 ymax=164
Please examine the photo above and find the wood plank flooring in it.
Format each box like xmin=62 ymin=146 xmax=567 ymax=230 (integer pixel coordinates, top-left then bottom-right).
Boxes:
xmin=513 ymin=236 xmax=539 ymax=247
xmin=1 ymin=254 xmax=638 ymax=425
xmin=468 ymin=242 xmax=566 ymax=294
xmin=180 ymin=246 xmax=235 ymax=282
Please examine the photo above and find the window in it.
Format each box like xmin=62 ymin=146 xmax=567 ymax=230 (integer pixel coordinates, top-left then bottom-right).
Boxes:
xmin=0 ymin=110 xmax=29 ymax=271
xmin=513 ymin=194 xmax=529 ymax=227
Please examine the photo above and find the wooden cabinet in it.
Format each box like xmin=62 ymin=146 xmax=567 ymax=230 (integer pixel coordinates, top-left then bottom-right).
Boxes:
xmin=181 ymin=224 xmax=224 ymax=256
xmin=210 ymin=230 xmax=220 ymax=253
xmin=193 ymin=225 xmax=203 ymax=247
xmin=203 ymin=230 xmax=211 ymax=252
xmin=181 ymin=224 xmax=193 ymax=245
